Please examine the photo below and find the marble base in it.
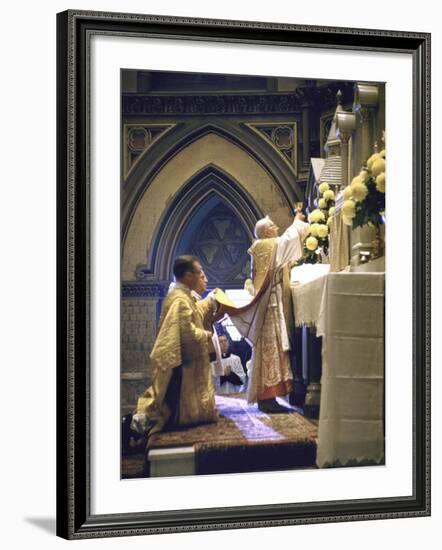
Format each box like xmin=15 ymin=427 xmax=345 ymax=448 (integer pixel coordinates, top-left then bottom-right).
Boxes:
xmin=148 ymin=447 xmax=195 ymax=477
xmin=351 ymin=256 xmax=385 ymax=272
xmin=304 ymin=383 xmax=321 ymax=419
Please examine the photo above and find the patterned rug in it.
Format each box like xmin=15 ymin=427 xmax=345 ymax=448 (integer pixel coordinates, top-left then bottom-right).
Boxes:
xmin=148 ymin=395 xmax=318 ymax=475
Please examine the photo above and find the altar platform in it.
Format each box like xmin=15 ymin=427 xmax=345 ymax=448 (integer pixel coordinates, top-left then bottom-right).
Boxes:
xmin=122 ymin=394 xmax=318 ymax=478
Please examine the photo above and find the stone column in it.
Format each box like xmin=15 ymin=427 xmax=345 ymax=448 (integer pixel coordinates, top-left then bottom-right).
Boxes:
xmin=350 ymin=84 xmax=380 ymax=268
xmin=289 ymin=326 xmax=307 ymax=407
xmin=301 ymin=104 xmax=311 ymax=169
xmin=357 ymin=108 xmax=373 ymax=166
xmin=297 ymin=86 xmax=314 ymax=171
xmin=353 ymin=82 xmax=379 ymax=166
xmin=304 ymin=326 xmax=322 ymax=419
xmin=336 ymin=111 xmax=356 ymax=188
xmin=340 ymin=135 xmax=350 ymax=188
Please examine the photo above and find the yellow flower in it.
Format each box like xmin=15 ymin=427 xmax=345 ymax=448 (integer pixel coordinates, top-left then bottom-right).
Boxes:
xmin=372 ymin=158 xmax=386 ymax=177
xmin=379 ymin=149 xmax=386 ymax=159
xmin=318 ymin=198 xmax=327 ymax=209
xmin=351 ymin=175 xmax=362 ymax=186
xmin=367 ymin=153 xmax=381 ymax=171
xmin=342 ymin=215 xmax=354 ymax=226
xmin=359 ymin=170 xmax=370 ymax=183
xmin=318 ymin=182 xmax=329 ymax=195
xmin=328 ymin=206 xmax=336 ymax=217
xmin=323 ymin=189 xmax=335 ymax=201
xmin=309 ymin=223 xmax=320 ymax=236
xmin=306 ymin=236 xmax=318 ymax=251
xmin=342 ymin=199 xmax=356 ymax=218
xmin=317 ymin=224 xmax=329 ymax=238
xmin=308 ymin=209 xmax=325 ymax=223
xmin=351 ymin=180 xmax=368 ymax=202
xmin=327 ymin=216 xmax=334 ymax=227
xmin=376 ymin=172 xmax=385 ymax=193
xmin=343 ymin=186 xmax=353 ymax=200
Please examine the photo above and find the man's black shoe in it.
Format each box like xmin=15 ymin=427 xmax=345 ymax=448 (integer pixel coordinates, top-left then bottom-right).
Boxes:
xmin=258 ymin=398 xmax=295 ymax=414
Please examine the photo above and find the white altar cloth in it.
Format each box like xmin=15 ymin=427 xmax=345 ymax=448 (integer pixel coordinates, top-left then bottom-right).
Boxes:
xmin=291 ymin=272 xmax=385 ymax=467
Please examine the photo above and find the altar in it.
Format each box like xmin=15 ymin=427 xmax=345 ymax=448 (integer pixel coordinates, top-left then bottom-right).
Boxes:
xmin=291 ymin=269 xmax=385 ymax=468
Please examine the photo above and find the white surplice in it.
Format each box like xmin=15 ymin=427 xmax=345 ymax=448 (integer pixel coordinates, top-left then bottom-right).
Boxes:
xmin=211 ymin=353 xmax=246 ymax=394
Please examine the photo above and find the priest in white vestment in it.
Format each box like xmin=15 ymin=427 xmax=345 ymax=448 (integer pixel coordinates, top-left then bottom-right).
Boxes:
xmin=221 ymin=211 xmax=309 ymax=413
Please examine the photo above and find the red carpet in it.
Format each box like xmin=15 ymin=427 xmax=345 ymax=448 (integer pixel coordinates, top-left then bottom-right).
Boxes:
xmin=148 ymin=395 xmax=318 ymax=475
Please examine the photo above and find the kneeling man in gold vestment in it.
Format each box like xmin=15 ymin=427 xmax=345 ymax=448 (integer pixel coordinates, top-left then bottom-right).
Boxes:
xmin=132 ymin=255 xmax=219 ymax=436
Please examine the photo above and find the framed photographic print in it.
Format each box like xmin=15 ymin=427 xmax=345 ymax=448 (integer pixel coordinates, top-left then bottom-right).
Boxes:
xmin=56 ymin=9 xmax=431 ymax=539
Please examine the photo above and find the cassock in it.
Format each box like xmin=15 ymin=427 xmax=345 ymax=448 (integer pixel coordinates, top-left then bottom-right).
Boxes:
xmin=132 ymin=282 xmax=218 ymax=435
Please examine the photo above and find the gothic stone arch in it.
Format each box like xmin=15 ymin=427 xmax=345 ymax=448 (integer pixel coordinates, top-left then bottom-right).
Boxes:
xmin=122 ymin=121 xmax=303 ymax=245
xmin=122 ymin=131 xmax=294 ymax=281
xmin=136 ymin=166 xmax=263 ymax=286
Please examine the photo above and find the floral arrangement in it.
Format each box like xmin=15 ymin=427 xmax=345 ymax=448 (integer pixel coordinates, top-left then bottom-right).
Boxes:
xmin=299 ymin=182 xmax=336 ymax=264
xmin=341 ymin=149 xmax=386 ymax=229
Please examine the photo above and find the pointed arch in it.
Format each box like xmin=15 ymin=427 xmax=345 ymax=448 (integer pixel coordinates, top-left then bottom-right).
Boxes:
xmin=122 ymin=120 xmax=302 ymax=241
xmin=137 ymin=166 xmax=263 ymax=283
xmin=122 ymin=130 xmax=296 ymax=280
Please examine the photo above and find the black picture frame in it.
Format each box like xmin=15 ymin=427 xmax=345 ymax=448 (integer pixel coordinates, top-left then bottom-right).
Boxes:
xmin=56 ymin=9 xmax=431 ymax=540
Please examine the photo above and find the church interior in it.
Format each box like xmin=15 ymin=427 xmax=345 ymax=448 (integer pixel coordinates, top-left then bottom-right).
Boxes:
xmin=120 ymin=69 xmax=386 ymax=478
